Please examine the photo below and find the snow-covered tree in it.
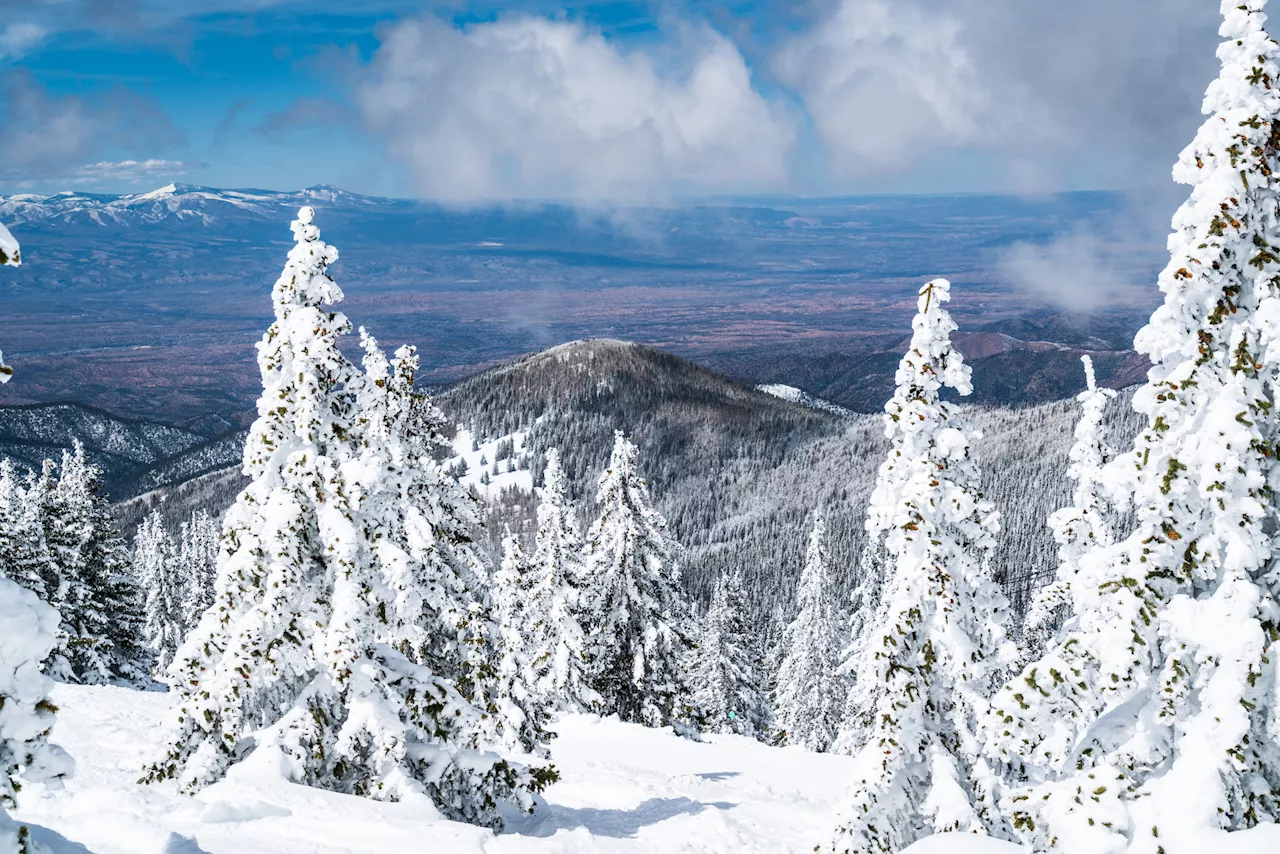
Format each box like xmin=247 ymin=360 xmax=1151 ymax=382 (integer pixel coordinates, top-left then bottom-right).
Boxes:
xmin=145 ymin=209 xmax=545 ymax=828
xmin=0 ymin=462 xmax=27 ymax=588
xmin=1021 ymin=355 xmax=1115 ymax=654
xmin=987 ymin=5 xmax=1280 ymax=849
xmin=525 ymin=449 xmax=596 ymax=711
xmin=490 ymin=529 xmax=552 ymax=756
xmin=176 ymin=510 xmax=219 ymax=621
xmin=773 ymin=516 xmax=844 ymax=751
xmin=830 ymin=540 xmax=887 ymax=756
xmin=829 ymin=278 xmax=1012 ymax=854
xmin=582 ymin=432 xmax=694 ymax=729
xmin=134 ymin=511 xmax=186 ymax=676
xmin=691 ymin=568 xmax=772 ymax=739
xmin=43 ymin=443 xmax=148 ymax=685
xmin=0 ymin=575 xmax=71 ymax=854
xmin=6 ymin=464 xmax=56 ymax=603
xmin=0 ymin=219 xmax=18 ymax=384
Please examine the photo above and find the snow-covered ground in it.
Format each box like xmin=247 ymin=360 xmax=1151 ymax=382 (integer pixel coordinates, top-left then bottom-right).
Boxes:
xmin=755 ymin=384 xmax=853 ymax=418
xmin=13 ymin=686 xmax=1280 ymax=853
xmin=447 ymin=427 xmax=535 ymax=499
xmin=11 ymin=683 xmax=857 ymax=854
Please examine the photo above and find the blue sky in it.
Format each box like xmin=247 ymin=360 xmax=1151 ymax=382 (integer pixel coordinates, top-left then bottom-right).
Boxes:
xmin=0 ymin=0 xmax=1225 ymax=201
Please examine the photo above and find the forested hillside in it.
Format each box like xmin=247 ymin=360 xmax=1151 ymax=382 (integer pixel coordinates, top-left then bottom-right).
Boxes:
xmin=99 ymin=338 xmax=1142 ymax=627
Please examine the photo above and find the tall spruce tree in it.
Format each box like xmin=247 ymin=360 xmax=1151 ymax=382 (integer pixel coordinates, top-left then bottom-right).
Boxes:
xmin=145 ymin=209 xmax=544 ymax=827
xmin=582 ymin=432 xmax=694 ymax=729
xmin=177 ymin=510 xmax=219 ymax=624
xmin=829 ymin=278 xmax=1012 ymax=853
xmin=491 ymin=529 xmax=551 ymax=756
xmin=0 ymin=462 xmax=27 ymax=589
xmin=773 ymin=516 xmax=844 ymax=751
xmin=0 ymin=575 xmax=71 ymax=854
xmin=526 ymin=449 xmax=596 ymax=711
xmin=9 ymin=463 xmax=56 ymax=603
xmin=0 ymin=219 xmax=17 ymax=383
xmin=691 ymin=568 xmax=772 ymax=740
xmin=985 ymin=4 xmax=1280 ymax=849
xmin=1021 ymin=355 xmax=1115 ymax=655
xmin=43 ymin=443 xmax=148 ymax=685
xmin=134 ymin=511 xmax=186 ymax=677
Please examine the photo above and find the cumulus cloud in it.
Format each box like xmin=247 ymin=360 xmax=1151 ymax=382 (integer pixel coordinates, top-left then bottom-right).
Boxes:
xmin=774 ymin=0 xmax=990 ymax=177
xmin=776 ymin=0 xmax=1220 ymax=191
xmin=355 ymin=15 xmax=796 ymax=202
xmin=0 ymin=72 xmax=181 ymax=184
xmin=0 ymin=23 xmax=48 ymax=61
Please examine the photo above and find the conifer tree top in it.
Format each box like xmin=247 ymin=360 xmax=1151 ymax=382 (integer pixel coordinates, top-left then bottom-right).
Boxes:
xmin=0 ymin=221 xmax=18 ymax=267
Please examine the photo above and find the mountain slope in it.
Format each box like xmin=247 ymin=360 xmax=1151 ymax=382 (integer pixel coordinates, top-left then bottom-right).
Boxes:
xmin=0 ymin=403 xmax=205 ymax=490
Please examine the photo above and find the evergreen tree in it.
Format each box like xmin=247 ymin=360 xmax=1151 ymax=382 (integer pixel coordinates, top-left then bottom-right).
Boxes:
xmin=986 ymin=5 xmax=1280 ymax=849
xmin=691 ymin=568 xmax=772 ymax=740
xmin=491 ymin=529 xmax=552 ymax=756
xmin=582 ymin=432 xmax=694 ymax=729
xmin=177 ymin=510 xmax=219 ymax=624
xmin=830 ymin=278 xmax=1012 ymax=853
xmin=0 ymin=575 xmax=71 ymax=854
xmin=773 ymin=516 xmax=844 ymax=751
xmin=134 ymin=511 xmax=186 ymax=676
xmin=0 ymin=462 xmax=27 ymax=589
xmin=831 ymin=539 xmax=890 ymax=756
xmin=1021 ymin=355 xmax=1115 ymax=654
xmin=145 ymin=211 xmax=543 ymax=828
xmin=526 ymin=449 xmax=597 ymax=711
xmin=0 ymin=219 xmax=17 ymax=383
xmin=9 ymin=463 xmax=58 ymax=606
xmin=43 ymin=443 xmax=148 ymax=685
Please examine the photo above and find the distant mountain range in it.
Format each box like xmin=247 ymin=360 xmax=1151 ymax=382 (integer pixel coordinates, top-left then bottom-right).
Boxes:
xmin=0 ymin=183 xmax=1162 ymax=427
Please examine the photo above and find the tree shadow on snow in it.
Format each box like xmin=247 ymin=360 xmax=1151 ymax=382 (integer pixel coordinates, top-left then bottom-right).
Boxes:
xmin=25 ymin=824 xmax=98 ymax=854
xmin=511 ymin=797 xmax=736 ymax=838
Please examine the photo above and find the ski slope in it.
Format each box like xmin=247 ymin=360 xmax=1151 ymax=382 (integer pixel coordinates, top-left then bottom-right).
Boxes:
xmin=13 ymin=684 xmax=1280 ymax=853
xmin=11 ymin=684 xmax=854 ymax=854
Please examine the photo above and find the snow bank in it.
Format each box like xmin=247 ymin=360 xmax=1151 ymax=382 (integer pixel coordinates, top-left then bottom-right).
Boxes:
xmin=12 ymin=684 xmax=855 ymax=853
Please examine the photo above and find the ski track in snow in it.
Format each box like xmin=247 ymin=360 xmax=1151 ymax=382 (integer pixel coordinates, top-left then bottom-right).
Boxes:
xmin=12 ymin=684 xmax=857 ymax=854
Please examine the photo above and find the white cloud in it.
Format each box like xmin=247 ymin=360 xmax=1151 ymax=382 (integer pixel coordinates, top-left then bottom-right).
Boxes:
xmin=355 ymin=16 xmax=796 ymax=202
xmin=0 ymin=23 xmax=48 ymax=61
xmin=774 ymin=0 xmax=991 ymax=177
xmin=775 ymin=0 xmax=1220 ymax=191
xmin=72 ymin=158 xmax=198 ymax=183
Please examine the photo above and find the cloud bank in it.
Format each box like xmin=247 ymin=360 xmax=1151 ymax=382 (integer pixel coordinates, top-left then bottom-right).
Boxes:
xmin=355 ymin=15 xmax=796 ymax=202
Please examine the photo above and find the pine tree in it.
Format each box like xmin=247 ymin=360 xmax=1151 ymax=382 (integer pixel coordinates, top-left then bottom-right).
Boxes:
xmin=831 ymin=539 xmax=890 ymax=756
xmin=829 ymin=278 xmax=1012 ymax=854
xmin=582 ymin=432 xmax=694 ymax=729
xmin=0 ymin=219 xmax=18 ymax=384
xmin=0 ymin=575 xmax=71 ymax=854
xmin=525 ymin=449 xmax=597 ymax=711
xmin=352 ymin=329 xmax=551 ymax=812
xmin=43 ymin=443 xmax=148 ymax=685
xmin=773 ymin=516 xmax=844 ymax=751
xmin=0 ymin=462 xmax=27 ymax=589
xmin=145 ymin=212 xmax=543 ymax=828
xmin=491 ymin=529 xmax=552 ymax=756
xmin=9 ymin=463 xmax=56 ymax=603
xmin=177 ymin=510 xmax=219 ymax=624
xmin=691 ymin=568 xmax=772 ymax=739
xmin=134 ymin=511 xmax=187 ymax=677
xmin=986 ymin=5 xmax=1280 ymax=849
xmin=1021 ymin=355 xmax=1115 ymax=654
